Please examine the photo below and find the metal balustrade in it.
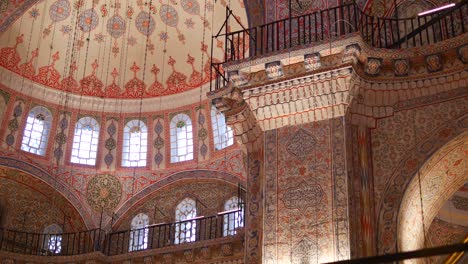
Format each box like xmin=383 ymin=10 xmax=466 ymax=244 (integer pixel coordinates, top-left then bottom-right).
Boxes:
xmin=0 ymin=209 xmax=244 ymax=257
xmin=210 ymin=0 xmax=468 ymax=91
xmin=0 ymin=228 xmax=103 ymax=256
xmin=106 ymin=209 xmax=244 ymax=256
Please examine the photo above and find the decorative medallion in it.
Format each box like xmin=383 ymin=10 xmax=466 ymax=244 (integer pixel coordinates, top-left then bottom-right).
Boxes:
xmin=107 ymin=15 xmax=126 ymax=38
xmin=456 ymin=44 xmax=468 ymax=64
xmin=49 ymin=0 xmax=71 ymax=22
xmin=292 ymin=238 xmax=313 ymax=264
xmin=342 ymin=44 xmax=361 ymax=63
xmin=365 ymin=57 xmax=383 ymax=76
xmin=105 ymin=138 xmax=116 ymax=150
xmin=135 ymin=11 xmax=156 ymax=36
xmin=78 ymin=9 xmax=99 ymax=32
xmin=286 ymin=128 xmax=317 ymax=157
xmin=425 ymin=53 xmax=443 ymax=72
xmin=304 ymin=52 xmax=321 ymax=70
xmin=154 ymin=153 xmax=163 ymax=166
xmin=107 ymin=122 xmax=116 ymax=135
xmin=104 ymin=153 xmax=114 ymax=167
xmin=159 ymin=5 xmax=179 ymax=27
xmin=153 ymin=136 xmax=164 ymax=149
xmin=200 ymin=143 xmax=208 ymax=157
xmin=282 ymin=181 xmax=324 ymax=212
xmin=198 ymin=128 xmax=208 ymax=140
xmin=451 ymin=195 xmax=468 ymax=211
xmin=394 ymin=59 xmax=409 ymax=76
xmin=228 ymin=70 xmax=248 ymax=86
xmin=86 ymin=174 xmax=122 ymax=211
xmin=154 ymin=120 xmax=163 ymax=134
xmin=265 ymin=61 xmax=283 ymax=79
xmin=181 ymin=0 xmax=200 ymax=15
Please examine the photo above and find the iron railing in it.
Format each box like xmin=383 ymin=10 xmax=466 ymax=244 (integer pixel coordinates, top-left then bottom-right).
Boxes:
xmin=210 ymin=0 xmax=467 ymax=91
xmin=106 ymin=209 xmax=244 ymax=255
xmin=0 ymin=228 xmax=103 ymax=256
xmin=0 ymin=209 xmax=244 ymax=257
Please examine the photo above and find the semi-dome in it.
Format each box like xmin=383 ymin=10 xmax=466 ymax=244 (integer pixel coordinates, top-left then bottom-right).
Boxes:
xmin=0 ymin=0 xmax=248 ymax=100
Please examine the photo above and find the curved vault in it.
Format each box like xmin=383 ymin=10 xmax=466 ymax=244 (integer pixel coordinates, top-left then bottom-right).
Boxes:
xmin=0 ymin=0 xmax=248 ymax=99
xmin=397 ymin=131 xmax=468 ymax=262
xmin=0 ymin=166 xmax=87 ymax=232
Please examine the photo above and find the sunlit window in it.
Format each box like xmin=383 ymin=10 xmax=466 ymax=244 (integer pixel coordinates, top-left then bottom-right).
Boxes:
xmin=170 ymin=114 xmax=193 ymax=163
xmin=174 ymin=198 xmax=197 ymax=244
xmin=43 ymin=224 xmax=62 ymax=254
xmin=71 ymin=117 xmax=100 ymax=165
xmin=223 ymin=196 xmax=244 ymax=236
xmin=129 ymin=213 xmax=149 ymax=252
xmin=122 ymin=120 xmax=147 ymax=167
xmin=21 ymin=106 xmax=52 ymax=156
xmin=211 ymin=106 xmax=233 ymax=150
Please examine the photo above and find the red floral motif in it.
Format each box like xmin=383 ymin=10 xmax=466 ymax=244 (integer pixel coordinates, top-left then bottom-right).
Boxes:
xmin=79 ymin=60 xmax=104 ymax=96
xmin=17 ymin=48 xmax=38 ymax=78
xmin=105 ymin=68 xmax=121 ymax=97
xmin=165 ymin=56 xmax=188 ymax=94
xmin=34 ymin=52 xmax=61 ymax=88
xmin=122 ymin=62 xmax=145 ymax=98
xmin=146 ymin=64 xmax=164 ymax=96
xmin=0 ymin=38 xmax=216 ymax=98
xmin=61 ymin=62 xmax=79 ymax=92
xmin=0 ymin=35 xmax=23 ymax=69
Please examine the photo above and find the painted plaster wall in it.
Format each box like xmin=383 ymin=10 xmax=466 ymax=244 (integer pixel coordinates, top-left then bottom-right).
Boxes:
xmin=262 ymin=117 xmax=350 ymax=264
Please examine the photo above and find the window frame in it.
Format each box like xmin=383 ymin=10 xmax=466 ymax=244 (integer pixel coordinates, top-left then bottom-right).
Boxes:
xmin=170 ymin=113 xmax=194 ymax=163
xmin=129 ymin=213 xmax=150 ymax=252
xmin=43 ymin=224 xmax=63 ymax=255
xmin=70 ymin=116 xmax=100 ymax=166
xmin=174 ymin=197 xmax=197 ymax=244
xmin=122 ymin=119 xmax=148 ymax=167
xmin=222 ymin=196 xmax=244 ymax=236
xmin=21 ymin=106 xmax=53 ymax=156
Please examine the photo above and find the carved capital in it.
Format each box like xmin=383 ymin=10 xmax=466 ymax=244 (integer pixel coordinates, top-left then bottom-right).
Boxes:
xmin=209 ymin=85 xmax=262 ymax=152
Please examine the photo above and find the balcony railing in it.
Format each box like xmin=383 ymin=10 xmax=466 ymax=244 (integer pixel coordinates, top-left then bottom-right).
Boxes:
xmin=210 ymin=0 xmax=467 ymax=90
xmin=0 ymin=228 xmax=103 ymax=256
xmin=106 ymin=209 xmax=244 ymax=256
xmin=0 ymin=209 xmax=244 ymax=257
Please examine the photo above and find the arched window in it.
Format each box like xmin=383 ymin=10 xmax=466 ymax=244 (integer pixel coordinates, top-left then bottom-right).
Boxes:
xmin=223 ymin=196 xmax=244 ymax=236
xmin=122 ymin=120 xmax=148 ymax=167
xmin=43 ymin=224 xmax=62 ymax=254
xmin=71 ymin=117 xmax=100 ymax=165
xmin=174 ymin=198 xmax=197 ymax=244
xmin=170 ymin=114 xmax=193 ymax=163
xmin=129 ymin=213 xmax=149 ymax=252
xmin=21 ymin=106 xmax=52 ymax=156
xmin=211 ymin=106 xmax=233 ymax=150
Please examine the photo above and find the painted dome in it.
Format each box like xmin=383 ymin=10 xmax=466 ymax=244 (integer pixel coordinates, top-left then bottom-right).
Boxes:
xmin=0 ymin=0 xmax=247 ymax=99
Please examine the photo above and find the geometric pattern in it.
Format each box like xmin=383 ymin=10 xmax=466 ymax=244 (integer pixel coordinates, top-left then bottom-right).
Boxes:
xmin=286 ymin=128 xmax=317 ymax=157
xmin=86 ymin=174 xmax=122 ymax=211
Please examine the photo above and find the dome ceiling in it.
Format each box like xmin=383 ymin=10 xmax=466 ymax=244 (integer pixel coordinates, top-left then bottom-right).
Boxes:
xmin=0 ymin=0 xmax=247 ymax=99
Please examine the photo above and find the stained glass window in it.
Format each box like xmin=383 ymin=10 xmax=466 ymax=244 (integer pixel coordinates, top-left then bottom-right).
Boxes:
xmin=122 ymin=120 xmax=147 ymax=167
xmin=21 ymin=106 xmax=52 ymax=156
xmin=170 ymin=114 xmax=193 ymax=163
xmin=71 ymin=117 xmax=100 ymax=165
